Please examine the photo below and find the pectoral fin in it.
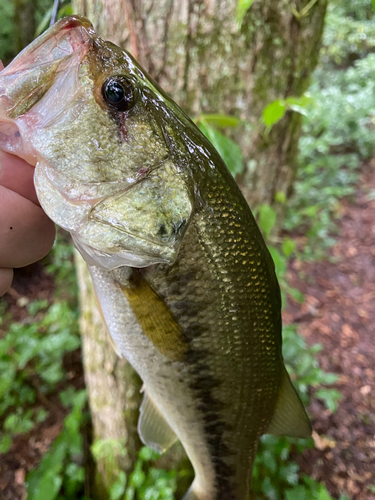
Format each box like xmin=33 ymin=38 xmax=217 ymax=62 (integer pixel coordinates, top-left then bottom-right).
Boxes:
xmin=138 ymin=391 xmax=178 ymax=453
xmin=267 ymin=365 xmax=312 ymax=438
xmin=119 ymin=270 xmax=188 ymax=361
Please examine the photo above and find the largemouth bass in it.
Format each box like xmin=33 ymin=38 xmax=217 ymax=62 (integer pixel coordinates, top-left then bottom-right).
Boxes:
xmin=0 ymin=16 xmax=311 ymax=500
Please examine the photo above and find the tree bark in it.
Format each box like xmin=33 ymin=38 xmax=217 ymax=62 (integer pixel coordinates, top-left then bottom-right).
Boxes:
xmin=71 ymin=0 xmax=327 ymax=496
xmin=13 ymin=0 xmax=37 ymax=53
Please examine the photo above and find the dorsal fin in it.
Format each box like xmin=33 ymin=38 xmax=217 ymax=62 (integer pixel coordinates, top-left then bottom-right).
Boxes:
xmin=138 ymin=391 xmax=178 ymax=453
xmin=267 ymin=365 xmax=312 ymax=438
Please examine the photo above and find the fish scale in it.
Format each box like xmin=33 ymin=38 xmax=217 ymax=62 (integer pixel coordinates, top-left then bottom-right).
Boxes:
xmin=0 ymin=15 xmax=311 ymax=500
xmin=141 ymin=201 xmax=281 ymax=499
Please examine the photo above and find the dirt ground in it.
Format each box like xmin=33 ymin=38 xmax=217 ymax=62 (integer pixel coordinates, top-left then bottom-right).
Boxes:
xmin=284 ymin=163 xmax=375 ymax=500
xmin=0 ymin=165 xmax=374 ymax=500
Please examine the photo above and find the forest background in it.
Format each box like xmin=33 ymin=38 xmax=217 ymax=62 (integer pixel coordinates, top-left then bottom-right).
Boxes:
xmin=0 ymin=1 xmax=374 ymax=500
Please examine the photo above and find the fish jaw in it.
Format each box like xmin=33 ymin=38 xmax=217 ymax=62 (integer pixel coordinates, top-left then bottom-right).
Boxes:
xmin=0 ymin=16 xmax=93 ymax=164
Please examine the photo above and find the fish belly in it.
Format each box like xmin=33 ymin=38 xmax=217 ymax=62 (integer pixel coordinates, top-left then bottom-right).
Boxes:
xmin=88 ymin=265 xmax=217 ymax=498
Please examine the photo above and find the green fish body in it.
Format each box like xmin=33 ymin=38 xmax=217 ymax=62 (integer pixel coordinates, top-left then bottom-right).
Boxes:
xmin=0 ymin=16 xmax=311 ymax=500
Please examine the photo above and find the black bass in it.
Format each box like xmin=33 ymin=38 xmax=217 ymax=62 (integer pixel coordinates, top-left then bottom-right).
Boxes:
xmin=0 ymin=16 xmax=310 ymax=500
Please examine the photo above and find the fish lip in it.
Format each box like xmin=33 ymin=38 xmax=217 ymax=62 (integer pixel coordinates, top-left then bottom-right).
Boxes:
xmin=2 ymin=16 xmax=94 ymax=74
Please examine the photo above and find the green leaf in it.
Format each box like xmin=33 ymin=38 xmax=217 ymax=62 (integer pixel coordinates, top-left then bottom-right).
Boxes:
xmin=30 ymin=471 xmax=63 ymax=500
xmin=0 ymin=434 xmax=12 ymax=453
xmin=57 ymin=4 xmax=73 ymax=18
xmin=287 ymin=286 xmax=304 ymax=304
xmin=199 ymin=114 xmax=241 ymax=128
xmin=125 ymin=486 xmax=135 ymax=500
xmin=282 ymin=238 xmax=296 ymax=258
xmin=236 ymin=0 xmax=255 ymax=25
xmin=372 ymin=0 xmax=375 ymax=13
xmin=269 ymin=247 xmax=287 ymax=278
xmin=199 ymin=121 xmax=243 ymax=176
xmin=109 ymin=471 xmax=127 ymax=500
xmin=258 ymin=204 xmax=276 ymax=238
xmin=35 ymin=6 xmax=54 ymax=37
xmin=285 ymin=95 xmax=313 ymax=116
xmin=322 ymin=373 xmax=339 ymax=385
xmin=27 ymin=440 xmax=67 ymax=500
xmin=130 ymin=469 xmax=146 ymax=488
xmin=275 ymin=191 xmax=287 ymax=203
xmin=139 ymin=446 xmax=157 ymax=461
xmin=262 ymin=100 xmax=286 ymax=129
xmin=27 ymin=299 xmax=49 ymax=316
xmin=35 ymin=409 xmax=48 ymax=423
xmin=285 ymin=485 xmax=309 ymax=500
xmin=315 ymin=388 xmax=343 ymax=413
xmin=318 ymin=487 xmax=334 ymax=500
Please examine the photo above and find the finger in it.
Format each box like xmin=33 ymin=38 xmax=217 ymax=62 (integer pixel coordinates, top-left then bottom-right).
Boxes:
xmin=0 ymin=186 xmax=55 ymax=268
xmin=0 ymin=60 xmax=4 ymax=71
xmin=0 ymin=151 xmax=39 ymax=205
xmin=0 ymin=268 xmax=13 ymax=297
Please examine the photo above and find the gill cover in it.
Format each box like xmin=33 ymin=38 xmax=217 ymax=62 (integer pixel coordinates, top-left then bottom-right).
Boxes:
xmin=35 ymin=158 xmax=193 ymax=270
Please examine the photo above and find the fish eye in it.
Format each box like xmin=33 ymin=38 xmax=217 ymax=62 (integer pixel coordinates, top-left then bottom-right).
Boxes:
xmin=101 ymin=76 xmax=136 ymax=112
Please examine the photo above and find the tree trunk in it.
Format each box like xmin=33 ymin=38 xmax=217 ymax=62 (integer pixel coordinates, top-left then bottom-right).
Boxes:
xmin=13 ymin=0 xmax=37 ymax=53
xmin=71 ymin=0 xmax=327 ymax=496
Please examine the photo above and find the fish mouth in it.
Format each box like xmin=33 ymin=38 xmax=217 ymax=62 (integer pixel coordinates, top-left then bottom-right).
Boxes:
xmin=3 ymin=16 xmax=94 ymax=75
xmin=0 ymin=16 xmax=94 ymax=164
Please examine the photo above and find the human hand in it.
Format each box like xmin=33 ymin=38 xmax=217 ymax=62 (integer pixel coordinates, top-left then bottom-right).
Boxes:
xmin=0 ymin=59 xmax=56 ymax=296
xmin=0 ymin=150 xmax=56 ymax=296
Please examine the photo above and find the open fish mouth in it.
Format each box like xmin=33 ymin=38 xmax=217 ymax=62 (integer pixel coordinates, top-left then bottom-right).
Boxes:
xmin=1 ymin=16 xmax=93 ymax=75
xmin=0 ymin=16 xmax=93 ymax=164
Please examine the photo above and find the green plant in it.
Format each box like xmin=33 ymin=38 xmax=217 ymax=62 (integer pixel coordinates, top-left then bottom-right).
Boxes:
xmin=26 ymin=389 xmax=88 ymax=500
xmin=195 ymin=113 xmax=244 ymax=177
xmin=0 ymin=299 xmax=80 ymax=452
xmin=236 ymin=0 xmax=254 ymax=25
xmin=90 ymin=445 xmax=178 ymax=500
xmin=35 ymin=1 xmax=73 ymax=37
xmin=322 ymin=1 xmax=375 ymax=67
xmin=125 ymin=447 xmax=177 ymax=500
xmin=261 ymin=95 xmax=312 ymax=131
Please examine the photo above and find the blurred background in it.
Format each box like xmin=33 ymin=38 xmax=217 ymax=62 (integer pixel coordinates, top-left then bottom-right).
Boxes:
xmin=0 ymin=1 xmax=374 ymax=499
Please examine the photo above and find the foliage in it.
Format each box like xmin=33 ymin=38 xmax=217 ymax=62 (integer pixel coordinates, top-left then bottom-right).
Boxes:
xmin=286 ymin=42 xmax=375 ymax=259
xmin=123 ymin=447 xmax=177 ymax=500
xmin=261 ymin=95 xmax=312 ymax=131
xmin=322 ymin=0 xmax=375 ymax=67
xmin=35 ymin=2 xmax=73 ymax=37
xmin=0 ymin=230 xmax=85 ymax=498
xmin=26 ymin=389 xmax=88 ymax=500
xmin=196 ymin=114 xmax=244 ymax=177
xmin=90 ymin=445 xmax=178 ymax=500
xmin=0 ymin=298 xmax=80 ymax=453
xmin=44 ymin=230 xmax=78 ymax=293
xmin=236 ymin=0 xmax=254 ymax=26
xmin=0 ymin=0 xmax=71 ymax=64
xmin=0 ymin=0 xmax=16 ymax=63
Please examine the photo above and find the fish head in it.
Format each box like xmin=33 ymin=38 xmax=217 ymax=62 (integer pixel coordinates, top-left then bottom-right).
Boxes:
xmin=0 ymin=16 xmax=194 ymax=270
